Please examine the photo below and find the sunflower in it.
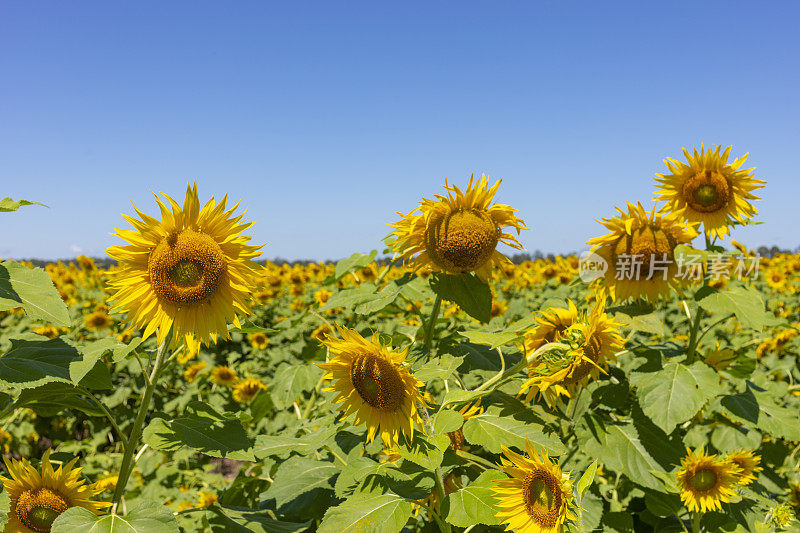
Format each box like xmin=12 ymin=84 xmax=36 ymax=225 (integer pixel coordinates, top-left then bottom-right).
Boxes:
xmin=106 ymin=183 xmax=263 ymax=346
xmin=675 ymin=447 xmax=742 ymax=513
xmin=789 ymin=482 xmax=800 ymax=507
xmin=1 ymin=449 xmax=110 ymax=533
xmin=389 ymin=175 xmax=529 ymax=281
xmin=233 ymin=377 xmax=267 ymax=402
xmin=183 ymin=361 xmax=207 ymax=382
xmin=316 ymin=325 xmax=425 ymax=445
xmin=177 ymin=334 xmax=201 ymax=364
xmin=587 ymin=202 xmax=700 ymax=302
xmin=248 ymin=332 xmax=269 ymax=350
xmin=492 ymin=440 xmax=575 ymax=533
xmin=727 ymin=450 xmax=762 ymax=486
xmin=654 ymin=144 xmax=764 ymax=239
xmin=210 ymin=365 xmax=238 ymax=386
xmin=83 ymin=310 xmax=113 ymax=331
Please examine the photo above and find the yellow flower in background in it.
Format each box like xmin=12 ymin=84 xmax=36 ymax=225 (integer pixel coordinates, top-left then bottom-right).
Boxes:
xmin=178 ymin=334 xmax=202 ymax=364
xmin=32 ymin=326 xmax=61 ymax=339
xmin=587 ymin=202 xmax=699 ymax=302
xmin=654 ymin=144 xmax=764 ymax=239
xmin=1 ymin=449 xmax=110 ymax=533
xmin=248 ymin=332 xmax=270 ymax=350
xmin=93 ymin=474 xmax=118 ymax=493
xmin=196 ymin=491 xmax=218 ymax=508
xmin=106 ymin=183 xmax=263 ymax=346
xmin=789 ymin=482 xmax=800 ymax=508
xmin=492 ymin=440 xmax=575 ymax=533
xmin=727 ymin=450 xmax=762 ymax=486
xmin=389 ymin=174 xmax=529 ymax=281
xmin=210 ymin=366 xmax=238 ymax=386
xmin=676 ymin=447 xmax=742 ymax=512
xmin=83 ymin=310 xmax=113 ymax=331
xmin=233 ymin=377 xmax=267 ymax=402
xmin=183 ymin=361 xmax=207 ymax=382
xmin=317 ymin=325 xmax=425 ymax=445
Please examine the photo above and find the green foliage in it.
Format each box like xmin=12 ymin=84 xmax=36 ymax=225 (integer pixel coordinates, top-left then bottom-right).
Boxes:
xmin=0 ymin=197 xmax=44 ymax=212
xmin=51 ymin=500 xmax=178 ymax=532
xmin=429 ymin=272 xmax=492 ymax=322
xmin=0 ymin=260 xmax=70 ymax=326
xmin=318 ymin=493 xmax=412 ymax=533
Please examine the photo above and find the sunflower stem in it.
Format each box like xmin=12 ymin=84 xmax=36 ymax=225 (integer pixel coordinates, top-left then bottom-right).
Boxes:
xmin=424 ymin=294 xmax=443 ymax=354
xmin=79 ymin=386 xmax=128 ymax=449
xmin=417 ymin=402 xmax=451 ymax=533
xmin=473 ymin=342 xmax=570 ymax=393
xmin=692 ymin=511 xmax=701 ymax=533
xmin=111 ymin=334 xmax=171 ymax=511
xmin=455 ymin=450 xmax=496 ymax=470
xmin=685 ymin=306 xmax=704 ymax=364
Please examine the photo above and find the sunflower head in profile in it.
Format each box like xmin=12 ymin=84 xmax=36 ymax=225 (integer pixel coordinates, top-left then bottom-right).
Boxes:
xmin=675 ymin=447 xmax=742 ymax=513
xmin=726 ymin=450 xmax=762 ymax=486
xmin=388 ymin=174 xmax=529 ymax=281
xmin=587 ymin=202 xmax=700 ymax=302
xmin=316 ymin=325 xmax=425 ymax=445
xmin=1 ymin=449 xmax=110 ymax=533
xmin=492 ymin=440 xmax=574 ymax=533
xmin=654 ymin=144 xmax=764 ymax=239
xmin=106 ymin=183 xmax=263 ymax=346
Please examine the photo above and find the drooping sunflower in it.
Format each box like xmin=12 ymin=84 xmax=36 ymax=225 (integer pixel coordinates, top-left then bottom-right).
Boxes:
xmin=587 ymin=202 xmax=700 ymax=302
xmin=727 ymin=450 xmax=762 ymax=486
xmin=654 ymin=144 xmax=764 ymax=239
xmin=1 ymin=449 xmax=110 ymax=533
xmin=389 ymin=175 xmax=529 ymax=281
xmin=675 ymin=447 xmax=742 ymax=513
xmin=492 ymin=440 xmax=575 ymax=533
xmin=317 ymin=325 xmax=425 ymax=445
xmin=106 ymin=183 xmax=263 ymax=346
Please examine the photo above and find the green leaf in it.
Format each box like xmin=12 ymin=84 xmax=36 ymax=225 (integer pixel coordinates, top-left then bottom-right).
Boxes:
xmin=262 ymin=456 xmax=338 ymax=507
xmin=441 ymin=470 xmax=505 ymax=527
xmin=413 ymin=354 xmax=464 ymax=382
xmin=12 ymin=382 xmax=104 ymax=417
xmin=253 ymin=426 xmax=335 ymax=459
xmin=270 ymin=363 xmax=324 ymax=409
xmin=205 ymin=504 xmax=311 ymax=533
xmin=439 ymin=389 xmax=488 ymax=409
xmin=318 ymin=493 xmax=412 ymax=533
xmin=577 ymin=460 xmax=598 ymax=500
xmin=396 ymin=433 xmax=449 ymax=470
xmin=629 ymin=362 xmax=721 ymax=434
xmin=429 ymin=272 xmax=491 ymax=323
xmin=0 ymin=490 xmax=8 ymax=529
xmin=432 ymin=409 xmax=463 ymax=435
xmin=580 ymin=422 xmax=664 ymax=490
xmin=462 ymin=413 xmax=565 ymax=455
xmin=321 ymin=251 xmax=378 ymax=284
xmin=0 ymin=260 xmax=70 ymax=326
xmin=0 ymin=197 xmax=44 ymax=212
xmin=697 ymin=285 xmax=771 ymax=330
xmin=615 ymin=311 xmax=670 ymax=337
xmin=143 ymin=401 xmax=253 ymax=459
xmin=0 ymin=337 xmax=111 ymax=390
xmin=51 ymin=500 xmax=178 ymax=532
xmin=710 ymin=424 xmax=762 ymax=452
xmin=719 ymin=385 xmax=800 ymax=442
xmin=459 ymin=330 xmax=520 ymax=349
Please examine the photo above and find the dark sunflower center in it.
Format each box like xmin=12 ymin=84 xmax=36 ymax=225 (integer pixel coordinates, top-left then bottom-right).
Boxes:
xmin=612 ymin=225 xmax=676 ymax=280
xmin=349 ymin=353 xmax=405 ymax=411
xmin=424 ymin=209 xmax=500 ymax=272
xmin=683 ymin=170 xmax=730 ymax=213
xmin=522 ymin=470 xmax=561 ymax=527
xmin=148 ymin=229 xmax=227 ymax=306
xmin=690 ymin=468 xmax=718 ymax=491
xmin=16 ymin=488 xmax=70 ymax=533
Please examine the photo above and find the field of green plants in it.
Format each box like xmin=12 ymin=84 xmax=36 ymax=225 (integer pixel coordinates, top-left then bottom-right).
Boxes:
xmin=1 ymin=161 xmax=798 ymax=533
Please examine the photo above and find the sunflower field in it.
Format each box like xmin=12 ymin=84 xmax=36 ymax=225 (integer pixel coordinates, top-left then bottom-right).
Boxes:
xmin=1 ymin=146 xmax=799 ymax=533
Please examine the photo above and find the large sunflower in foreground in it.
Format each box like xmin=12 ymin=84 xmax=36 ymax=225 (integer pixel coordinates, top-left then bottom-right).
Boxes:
xmin=1 ymin=449 xmax=109 ymax=533
xmin=587 ymin=202 xmax=699 ymax=302
xmin=389 ymin=175 xmax=529 ymax=281
xmin=317 ymin=326 xmax=425 ymax=445
xmin=106 ymin=183 xmax=263 ymax=346
xmin=675 ymin=447 xmax=742 ymax=513
xmin=492 ymin=441 xmax=575 ymax=533
xmin=654 ymin=144 xmax=764 ymax=239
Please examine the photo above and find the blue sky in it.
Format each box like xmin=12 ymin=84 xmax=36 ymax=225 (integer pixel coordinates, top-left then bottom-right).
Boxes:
xmin=2 ymin=1 xmax=798 ymax=261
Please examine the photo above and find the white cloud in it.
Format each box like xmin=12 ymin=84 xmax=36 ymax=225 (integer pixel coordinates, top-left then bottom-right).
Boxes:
xmin=70 ymin=244 xmax=83 ymax=253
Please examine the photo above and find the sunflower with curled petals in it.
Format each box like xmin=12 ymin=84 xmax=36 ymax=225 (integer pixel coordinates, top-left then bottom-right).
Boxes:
xmin=675 ymin=447 xmax=742 ymax=513
xmin=654 ymin=144 xmax=764 ymax=240
xmin=587 ymin=202 xmax=699 ymax=303
xmin=389 ymin=174 xmax=529 ymax=281
xmin=1 ymin=449 xmax=110 ymax=533
xmin=317 ymin=326 xmax=426 ymax=445
xmin=492 ymin=440 xmax=575 ymax=533
xmin=727 ymin=450 xmax=762 ymax=486
xmin=106 ymin=183 xmax=263 ymax=347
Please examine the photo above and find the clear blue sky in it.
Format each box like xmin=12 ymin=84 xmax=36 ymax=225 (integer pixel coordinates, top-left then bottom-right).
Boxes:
xmin=2 ymin=1 xmax=798 ymax=261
